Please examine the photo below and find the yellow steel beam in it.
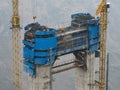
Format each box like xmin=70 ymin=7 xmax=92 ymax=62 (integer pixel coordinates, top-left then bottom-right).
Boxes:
xmin=99 ymin=6 xmax=107 ymax=90
xmin=12 ymin=29 xmax=22 ymax=90
xmin=12 ymin=0 xmax=22 ymax=90
xmin=96 ymin=0 xmax=106 ymax=15
xmin=96 ymin=0 xmax=108 ymax=90
xmin=12 ymin=0 xmax=20 ymax=28
xmin=12 ymin=16 xmax=20 ymax=28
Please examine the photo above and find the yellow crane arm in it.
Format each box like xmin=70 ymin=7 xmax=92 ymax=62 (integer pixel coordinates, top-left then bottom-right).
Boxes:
xmin=12 ymin=0 xmax=20 ymax=28
xmin=12 ymin=0 xmax=22 ymax=90
xmin=96 ymin=0 xmax=106 ymax=15
xmin=96 ymin=0 xmax=109 ymax=90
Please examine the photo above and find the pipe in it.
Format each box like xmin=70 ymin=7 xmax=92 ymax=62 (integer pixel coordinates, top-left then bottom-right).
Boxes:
xmin=106 ymin=53 xmax=109 ymax=90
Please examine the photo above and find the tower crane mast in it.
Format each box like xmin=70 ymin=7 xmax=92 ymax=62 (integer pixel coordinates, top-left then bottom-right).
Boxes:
xmin=12 ymin=0 xmax=22 ymax=90
xmin=96 ymin=0 xmax=109 ymax=90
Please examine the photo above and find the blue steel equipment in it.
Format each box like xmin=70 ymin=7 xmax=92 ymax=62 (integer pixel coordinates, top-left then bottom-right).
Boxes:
xmin=23 ymin=13 xmax=100 ymax=76
xmin=71 ymin=13 xmax=94 ymax=29
xmin=87 ymin=19 xmax=100 ymax=52
xmin=23 ymin=23 xmax=57 ymax=76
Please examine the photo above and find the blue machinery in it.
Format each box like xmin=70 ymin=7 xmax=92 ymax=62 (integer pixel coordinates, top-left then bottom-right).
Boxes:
xmin=23 ymin=13 xmax=100 ymax=76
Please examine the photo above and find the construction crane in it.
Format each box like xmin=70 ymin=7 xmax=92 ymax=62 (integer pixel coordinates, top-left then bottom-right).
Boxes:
xmin=96 ymin=0 xmax=110 ymax=90
xmin=10 ymin=0 xmax=110 ymax=90
xmin=11 ymin=0 xmax=22 ymax=90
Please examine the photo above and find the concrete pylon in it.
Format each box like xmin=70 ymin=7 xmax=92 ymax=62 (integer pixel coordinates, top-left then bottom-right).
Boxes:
xmin=30 ymin=65 xmax=52 ymax=90
xmin=75 ymin=52 xmax=95 ymax=90
xmin=75 ymin=67 xmax=89 ymax=90
xmin=88 ymin=53 xmax=95 ymax=90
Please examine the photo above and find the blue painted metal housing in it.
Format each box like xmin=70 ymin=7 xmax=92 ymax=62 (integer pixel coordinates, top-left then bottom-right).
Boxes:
xmin=23 ymin=23 xmax=57 ymax=76
xmin=87 ymin=19 xmax=100 ymax=52
xmin=71 ymin=13 xmax=94 ymax=29
xmin=23 ymin=61 xmax=36 ymax=76
xmin=23 ymin=13 xmax=100 ymax=76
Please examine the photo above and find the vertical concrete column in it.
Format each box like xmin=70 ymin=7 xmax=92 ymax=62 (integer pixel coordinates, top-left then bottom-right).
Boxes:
xmin=75 ymin=67 xmax=89 ymax=90
xmin=88 ymin=53 xmax=95 ymax=90
xmin=75 ymin=52 xmax=96 ymax=90
xmin=75 ymin=52 xmax=89 ymax=90
xmin=30 ymin=65 xmax=52 ymax=90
